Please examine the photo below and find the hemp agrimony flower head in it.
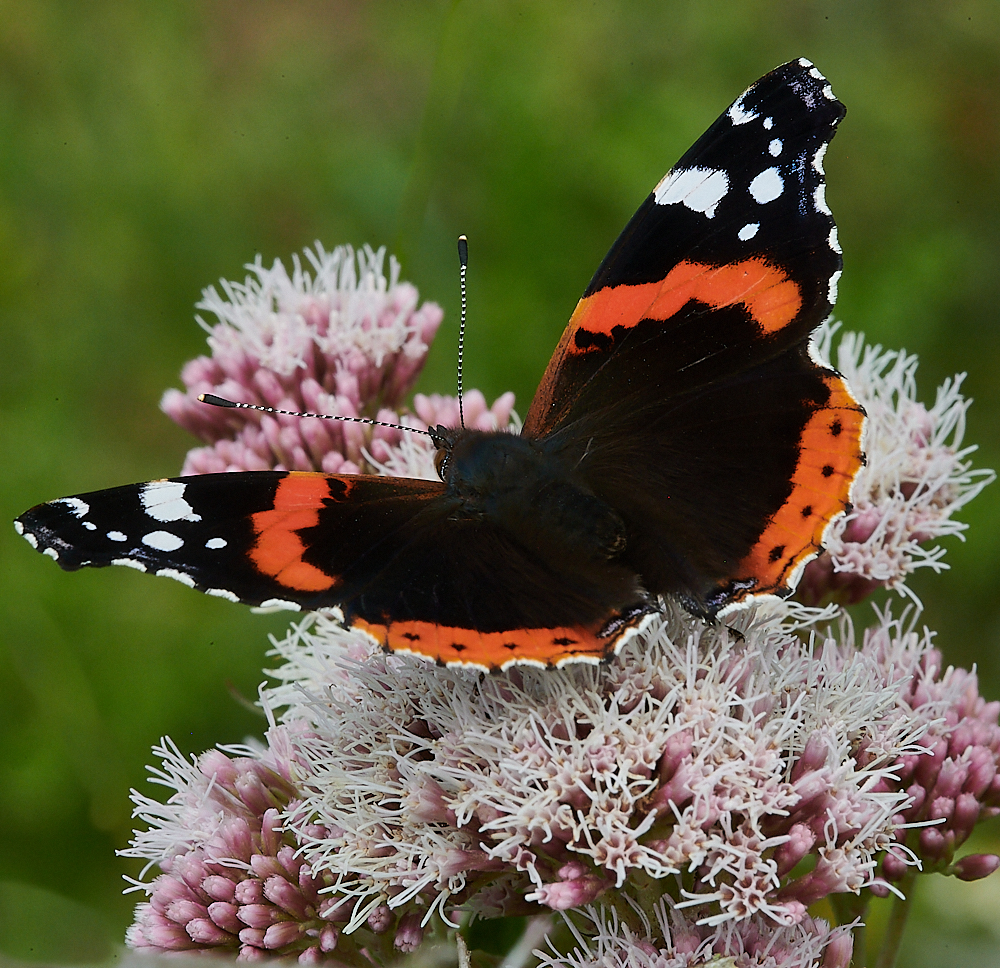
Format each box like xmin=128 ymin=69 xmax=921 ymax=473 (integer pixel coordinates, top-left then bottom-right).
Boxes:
xmin=122 ymin=243 xmax=997 ymax=968
xmin=160 ymin=243 xmax=514 ymax=477
xmin=799 ymin=327 xmax=995 ymax=608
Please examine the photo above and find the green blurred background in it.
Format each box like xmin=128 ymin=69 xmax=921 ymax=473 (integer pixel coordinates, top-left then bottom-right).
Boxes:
xmin=2 ymin=2 xmax=999 ymax=964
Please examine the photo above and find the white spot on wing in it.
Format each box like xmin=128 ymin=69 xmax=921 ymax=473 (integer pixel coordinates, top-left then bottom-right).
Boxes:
xmin=654 ymin=167 xmax=729 ymax=218
xmin=823 ymin=84 xmax=836 ymax=101
xmin=207 ymin=587 xmax=241 ymax=602
xmin=20 ymin=529 xmax=38 ymax=549
xmin=798 ymin=57 xmax=814 ymax=68
xmin=142 ymin=530 xmax=184 ymax=552
xmin=83 ymin=521 xmax=97 ymax=531
xmin=54 ymin=497 xmax=90 ymax=518
xmin=809 ymin=67 xmax=824 ymax=80
xmin=13 ymin=521 xmax=23 ymax=535
xmin=812 ymin=142 xmax=829 ymax=174
xmin=829 ymin=226 xmax=842 ymax=254
xmin=749 ymin=167 xmax=784 ymax=204
xmin=258 ymin=599 xmax=302 ymax=612
xmin=828 ymin=269 xmax=842 ymax=304
xmin=728 ymin=95 xmax=758 ymax=126
xmin=814 ymin=183 xmax=831 ymax=215
xmin=107 ymin=531 xmax=128 ymax=542
xmin=763 ymin=117 xmax=773 ymax=130
xmin=738 ymin=223 xmax=760 ymax=241
xmin=113 ymin=558 xmax=147 ymax=571
xmin=768 ymin=138 xmax=782 ymax=157
xmin=140 ymin=480 xmax=202 ymax=523
xmin=43 ymin=547 xmax=59 ymax=560
xmin=157 ymin=568 xmax=196 ymax=588
xmin=205 ymin=537 xmax=227 ymax=550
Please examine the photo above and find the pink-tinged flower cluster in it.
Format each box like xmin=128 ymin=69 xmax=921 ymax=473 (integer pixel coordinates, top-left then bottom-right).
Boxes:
xmin=535 ymin=902 xmax=854 ymax=968
xmin=799 ymin=326 xmax=995 ymax=607
xmin=159 ymin=243 xmax=513 ymax=478
xmin=121 ymin=731 xmax=450 ymax=963
xmin=257 ymin=602 xmax=928 ymax=931
xmin=127 ymin=603 xmax=925 ymax=962
xmin=859 ymin=609 xmax=1000 ymax=883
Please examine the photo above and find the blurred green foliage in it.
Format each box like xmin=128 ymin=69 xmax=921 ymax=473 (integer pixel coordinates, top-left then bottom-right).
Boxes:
xmin=1 ymin=1 xmax=999 ymax=963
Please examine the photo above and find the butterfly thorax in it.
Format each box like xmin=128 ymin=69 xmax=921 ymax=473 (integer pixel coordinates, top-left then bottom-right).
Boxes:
xmin=432 ymin=427 xmax=627 ymax=565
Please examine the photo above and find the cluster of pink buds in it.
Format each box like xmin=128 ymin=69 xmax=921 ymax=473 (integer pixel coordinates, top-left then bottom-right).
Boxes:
xmin=123 ymin=735 xmax=431 ymax=963
xmin=867 ymin=621 xmax=1000 ymax=883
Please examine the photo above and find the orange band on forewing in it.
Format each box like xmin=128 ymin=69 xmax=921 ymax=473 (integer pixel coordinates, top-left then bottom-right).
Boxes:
xmin=352 ymin=616 xmax=643 ymax=669
xmin=250 ymin=472 xmax=337 ymax=592
xmin=569 ymin=259 xmax=803 ymax=338
xmin=732 ymin=373 xmax=865 ymax=594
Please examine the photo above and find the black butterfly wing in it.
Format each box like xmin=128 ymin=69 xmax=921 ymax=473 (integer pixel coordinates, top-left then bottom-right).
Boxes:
xmin=15 ymin=471 xmax=651 ymax=668
xmin=521 ymin=59 xmax=864 ymax=613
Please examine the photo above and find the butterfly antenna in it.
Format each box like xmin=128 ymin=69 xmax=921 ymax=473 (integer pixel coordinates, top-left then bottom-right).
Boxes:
xmin=198 ymin=393 xmax=441 ymax=442
xmin=457 ymin=234 xmax=468 ymax=429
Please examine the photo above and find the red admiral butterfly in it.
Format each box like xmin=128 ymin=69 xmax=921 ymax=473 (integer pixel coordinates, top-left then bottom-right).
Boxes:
xmin=16 ymin=59 xmax=864 ymax=670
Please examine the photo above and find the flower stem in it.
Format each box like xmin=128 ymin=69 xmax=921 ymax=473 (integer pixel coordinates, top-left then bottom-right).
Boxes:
xmin=875 ymin=871 xmax=917 ymax=968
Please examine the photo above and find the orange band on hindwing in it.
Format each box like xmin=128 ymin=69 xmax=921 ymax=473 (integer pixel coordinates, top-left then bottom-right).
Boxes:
xmin=732 ymin=372 xmax=866 ymax=595
xmin=352 ymin=614 xmax=649 ymax=670
xmin=250 ymin=472 xmax=338 ymax=592
xmin=568 ymin=258 xmax=803 ymax=338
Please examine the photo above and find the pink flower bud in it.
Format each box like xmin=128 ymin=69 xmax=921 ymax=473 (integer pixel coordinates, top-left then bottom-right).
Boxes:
xmin=394 ymin=913 xmax=424 ymax=952
xmin=200 ymin=750 xmax=240 ymax=787
xmin=953 ymin=853 xmax=1000 ymax=881
xmin=261 ymin=808 xmax=285 ymax=856
xmin=882 ymin=851 xmax=910 ymax=881
xmin=165 ymin=899 xmax=208 ymax=925
xmin=905 ymin=782 xmax=926 ymax=815
xmin=250 ymin=853 xmax=286 ymax=880
xmin=367 ymin=904 xmax=393 ymax=934
xmin=208 ymin=901 xmax=241 ymax=933
xmin=235 ymin=878 xmax=264 ymax=904
xmin=915 ymin=739 xmax=949 ymax=789
xmin=239 ymin=941 xmax=268 ymax=961
xmin=319 ymin=924 xmax=339 ymax=952
xmin=535 ymin=875 xmax=608 ymax=910
xmin=774 ymin=823 xmax=816 ymax=876
xmin=220 ymin=819 xmax=255 ymax=863
xmin=263 ymin=920 xmax=303 ymax=949
xmin=867 ymin=879 xmax=891 ymax=898
xmin=264 ymin=875 xmax=310 ymax=920
xmin=928 ymin=796 xmax=955 ymax=823
xmin=203 ymin=875 xmax=237 ymax=902
xmin=238 ymin=925 xmax=266 ymax=945
xmin=821 ymin=931 xmax=855 ymax=968
xmin=238 ymin=904 xmax=286 ymax=929
xmin=964 ymin=748 xmax=996 ymax=797
xmin=149 ymin=876 xmax=197 ymax=913
xmin=931 ymin=759 xmax=965 ymax=800
xmin=235 ymin=772 xmax=280 ymax=816
xmin=319 ymin=897 xmax=355 ymax=922
xmin=186 ymin=918 xmax=232 ymax=945
xmin=919 ymin=826 xmax=950 ymax=862
xmin=556 ymin=861 xmax=590 ymax=881
xmin=144 ymin=921 xmax=197 ymax=950
xmin=298 ymin=946 xmax=324 ymax=965
xmin=953 ymin=792 xmax=982 ymax=838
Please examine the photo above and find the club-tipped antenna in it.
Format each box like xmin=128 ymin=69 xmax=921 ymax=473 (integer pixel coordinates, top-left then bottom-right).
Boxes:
xmin=198 ymin=393 xmax=441 ymax=442
xmin=457 ymin=235 xmax=468 ymax=429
